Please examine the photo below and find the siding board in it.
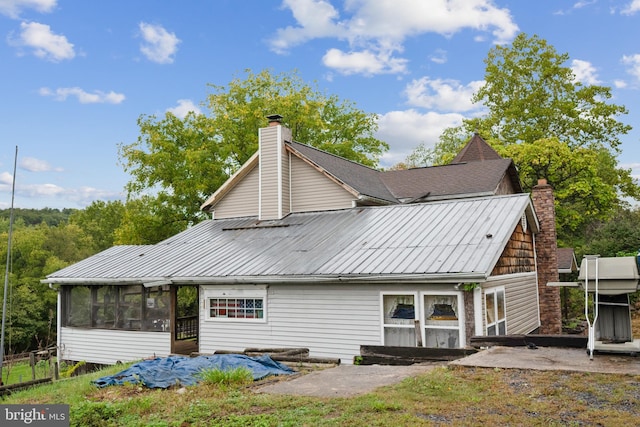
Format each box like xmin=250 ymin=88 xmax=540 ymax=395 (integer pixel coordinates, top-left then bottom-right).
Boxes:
xmin=213 ymin=166 xmax=259 ymax=219
xmin=291 ymin=156 xmax=355 ymax=212
xmin=60 ymin=327 xmax=170 ymax=365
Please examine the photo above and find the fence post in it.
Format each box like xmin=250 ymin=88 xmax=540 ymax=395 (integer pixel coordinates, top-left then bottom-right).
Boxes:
xmin=29 ymin=352 xmax=36 ymax=380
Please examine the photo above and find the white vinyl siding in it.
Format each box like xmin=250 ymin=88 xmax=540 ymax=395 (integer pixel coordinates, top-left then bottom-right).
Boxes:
xmin=484 ymin=272 xmax=539 ymax=335
xmin=59 ymin=327 xmax=170 ymax=365
xmin=290 ymin=156 xmax=355 ymax=212
xmin=213 ymin=165 xmax=259 ymax=219
xmin=199 ymin=283 xmax=459 ymax=364
xmin=200 ymin=284 xmax=380 ymax=363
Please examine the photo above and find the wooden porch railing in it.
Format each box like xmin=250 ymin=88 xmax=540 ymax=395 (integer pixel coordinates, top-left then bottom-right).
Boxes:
xmin=175 ymin=315 xmax=198 ymax=341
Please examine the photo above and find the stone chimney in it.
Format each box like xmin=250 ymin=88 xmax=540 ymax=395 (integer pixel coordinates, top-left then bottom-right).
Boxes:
xmin=258 ymin=115 xmax=292 ymax=220
xmin=531 ymin=178 xmax=562 ymax=334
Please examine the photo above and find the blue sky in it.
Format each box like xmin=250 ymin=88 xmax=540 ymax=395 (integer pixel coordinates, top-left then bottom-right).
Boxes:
xmin=2 ymin=0 xmax=640 ymax=210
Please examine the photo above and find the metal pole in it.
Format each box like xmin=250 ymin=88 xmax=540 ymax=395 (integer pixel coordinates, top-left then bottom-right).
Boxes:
xmin=1 ymin=146 xmax=18 ymax=383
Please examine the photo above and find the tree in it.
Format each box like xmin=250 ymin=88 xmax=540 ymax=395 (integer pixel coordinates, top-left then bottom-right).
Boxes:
xmin=119 ymin=69 xmax=388 ymax=243
xmin=69 ymin=200 xmax=126 ymax=252
xmin=413 ymin=33 xmax=638 ymax=240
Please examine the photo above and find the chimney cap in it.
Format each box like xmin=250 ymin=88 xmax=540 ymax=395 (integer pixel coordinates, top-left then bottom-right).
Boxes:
xmin=266 ymin=114 xmax=283 ymax=123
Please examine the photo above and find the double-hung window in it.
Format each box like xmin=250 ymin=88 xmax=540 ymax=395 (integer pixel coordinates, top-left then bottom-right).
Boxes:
xmin=381 ymin=293 xmax=418 ymax=347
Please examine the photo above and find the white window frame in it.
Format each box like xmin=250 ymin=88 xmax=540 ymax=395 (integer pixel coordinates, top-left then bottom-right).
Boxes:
xmin=380 ymin=292 xmax=418 ymax=346
xmin=203 ymin=286 xmax=267 ymax=323
xmin=485 ymin=287 xmax=506 ymax=336
xmin=420 ymin=291 xmax=465 ymax=349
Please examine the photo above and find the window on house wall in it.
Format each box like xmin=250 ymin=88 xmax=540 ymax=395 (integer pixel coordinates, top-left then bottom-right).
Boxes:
xmin=144 ymin=286 xmax=171 ymax=331
xmin=92 ymin=286 xmax=116 ymax=328
xmin=204 ymin=288 xmax=267 ymax=322
xmin=382 ymin=294 xmax=417 ymax=347
xmin=64 ymin=286 xmax=91 ymax=327
xmin=485 ymin=288 xmax=506 ymax=335
xmin=208 ymin=298 xmax=264 ymax=319
xmin=423 ymin=293 xmax=462 ymax=348
xmin=116 ymin=285 xmax=142 ymax=329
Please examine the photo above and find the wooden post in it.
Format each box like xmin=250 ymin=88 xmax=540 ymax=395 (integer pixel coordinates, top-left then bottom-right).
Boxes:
xmin=414 ymin=320 xmax=423 ymax=347
xmin=29 ymin=352 xmax=36 ymax=380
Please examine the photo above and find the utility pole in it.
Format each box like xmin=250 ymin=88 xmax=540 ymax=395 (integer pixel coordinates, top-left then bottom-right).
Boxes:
xmin=1 ymin=146 xmax=18 ymax=384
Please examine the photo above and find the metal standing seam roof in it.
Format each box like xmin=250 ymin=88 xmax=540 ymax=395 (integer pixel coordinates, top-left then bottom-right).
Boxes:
xmin=44 ymin=193 xmax=535 ymax=285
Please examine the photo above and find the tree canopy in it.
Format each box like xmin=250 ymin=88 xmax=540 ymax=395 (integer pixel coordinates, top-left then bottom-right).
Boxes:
xmin=118 ymin=69 xmax=387 ymax=243
xmin=407 ymin=33 xmax=638 ymax=241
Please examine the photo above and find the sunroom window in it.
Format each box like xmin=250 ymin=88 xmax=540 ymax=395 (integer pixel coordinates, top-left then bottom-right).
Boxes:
xmin=62 ymin=284 xmax=170 ymax=332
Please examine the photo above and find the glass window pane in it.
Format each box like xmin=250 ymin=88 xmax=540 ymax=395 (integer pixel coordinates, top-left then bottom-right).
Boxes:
xmin=383 ymin=295 xmax=415 ymax=325
xmin=208 ymin=297 xmax=264 ymax=320
xmin=384 ymin=327 xmax=415 ymax=347
xmin=425 ymin=295 xmax=458 ymax=326
xmin=92 ymin=286 xmax=116 ymax=328
xmin=145 ymin=286 xmax=170 ymax=331
xmin=424 ymin=328 xmax=459 ymax=348
xmin=66 ymin=286 xmax=90 ymax=327
xmin=487 ymin=325 xmax=496 ymax=336
xmin=498 ymin=320 xmax=506 ymax=335
xmin=497 ymin=290 xmax=505 ymax=320
xmin=485 ymin=292 xmax=496 ymax=323
xmin=117 ymin=285 xmax=141 ymax=329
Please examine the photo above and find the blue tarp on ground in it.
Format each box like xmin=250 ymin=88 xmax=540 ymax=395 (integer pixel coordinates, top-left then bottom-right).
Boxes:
xmin=92 ymin=354 xmax=295 ymax=389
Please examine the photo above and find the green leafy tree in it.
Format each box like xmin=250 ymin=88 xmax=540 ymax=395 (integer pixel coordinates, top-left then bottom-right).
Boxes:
xmin=1 ymin=221 xmax=95 ymax=352
xmin=119 ymin=69 xmax=387 ymax=243
xmin=69 ymin=200 xmax=126 ymax=252
xmin=412 ymin=33 xmax=638 ymax=239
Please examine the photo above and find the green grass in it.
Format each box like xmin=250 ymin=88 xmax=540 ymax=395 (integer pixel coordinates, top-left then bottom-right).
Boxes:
xmin=2 ymin=362 xmax=639 ymax=426
xmin=1 ymin=359 xmax=54 ymax=385
xmin=198 ymin=367 xmax=253 ymax=388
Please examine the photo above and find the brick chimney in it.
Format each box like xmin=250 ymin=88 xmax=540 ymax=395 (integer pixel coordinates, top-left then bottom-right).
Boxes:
xmin=258 ymin=115 xmax=292 ymax=220
xmin=531 ymin=178 xmax=562 ymax=334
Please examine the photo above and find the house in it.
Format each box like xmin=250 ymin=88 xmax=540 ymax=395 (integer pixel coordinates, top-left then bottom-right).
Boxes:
xmin=43 ymin=115 xmax=561 ymax=365
xmin=557 ymin=248 xmax=579 ymax=275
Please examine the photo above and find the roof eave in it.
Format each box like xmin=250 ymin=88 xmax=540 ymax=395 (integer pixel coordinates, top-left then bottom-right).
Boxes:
xmin=42 ymin=272 xmax=489 ymax=286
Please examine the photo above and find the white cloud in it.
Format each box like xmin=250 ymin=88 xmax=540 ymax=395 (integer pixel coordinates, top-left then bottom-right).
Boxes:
xmin=322 ymin=47 xmax=407 ymax=75
xmin=0 ymin=0 xmax=56 ymax=19
xmin=20 ymin=157 xmax=63 ymax=172
xmin=622 ymin=54 xmax=640 ymax=82
xmin=429 ymin=48 xmax=447 ymax=64
xmin=0 ymin=182 xmax=124 ymax=209
xmin=622 ymin=0 xmax=640 ymax=15
xmin=167 ymin=99 xmax=202 ymax=119
xmin=0 ymin=171 xmax=14 ymax=185
xmin=138 ymin=22 xmax=180 ymax=64
xmin=10 ymin=21 xmax=74 ymax=61
xmin=376 ymin=109 xmax=465 ymax=167
xmin=571 ymin=59 xmax=600 ymax=85
xmin=614 ymin=79 xmax=628 ymax=89
xmin=270 ymin=0 xmax=344 ymax=54
xmin=39 ymin=87 xmax=125 ymax=104
xmin=271 ymin=0 xmax=519 ymax=76
xmin=404 ymin=77 xmax=484 ymax=112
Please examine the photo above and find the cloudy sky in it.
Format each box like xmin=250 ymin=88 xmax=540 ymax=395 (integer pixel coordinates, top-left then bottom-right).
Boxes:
xmin=1 ymin=0 xmax=640 ymax=209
